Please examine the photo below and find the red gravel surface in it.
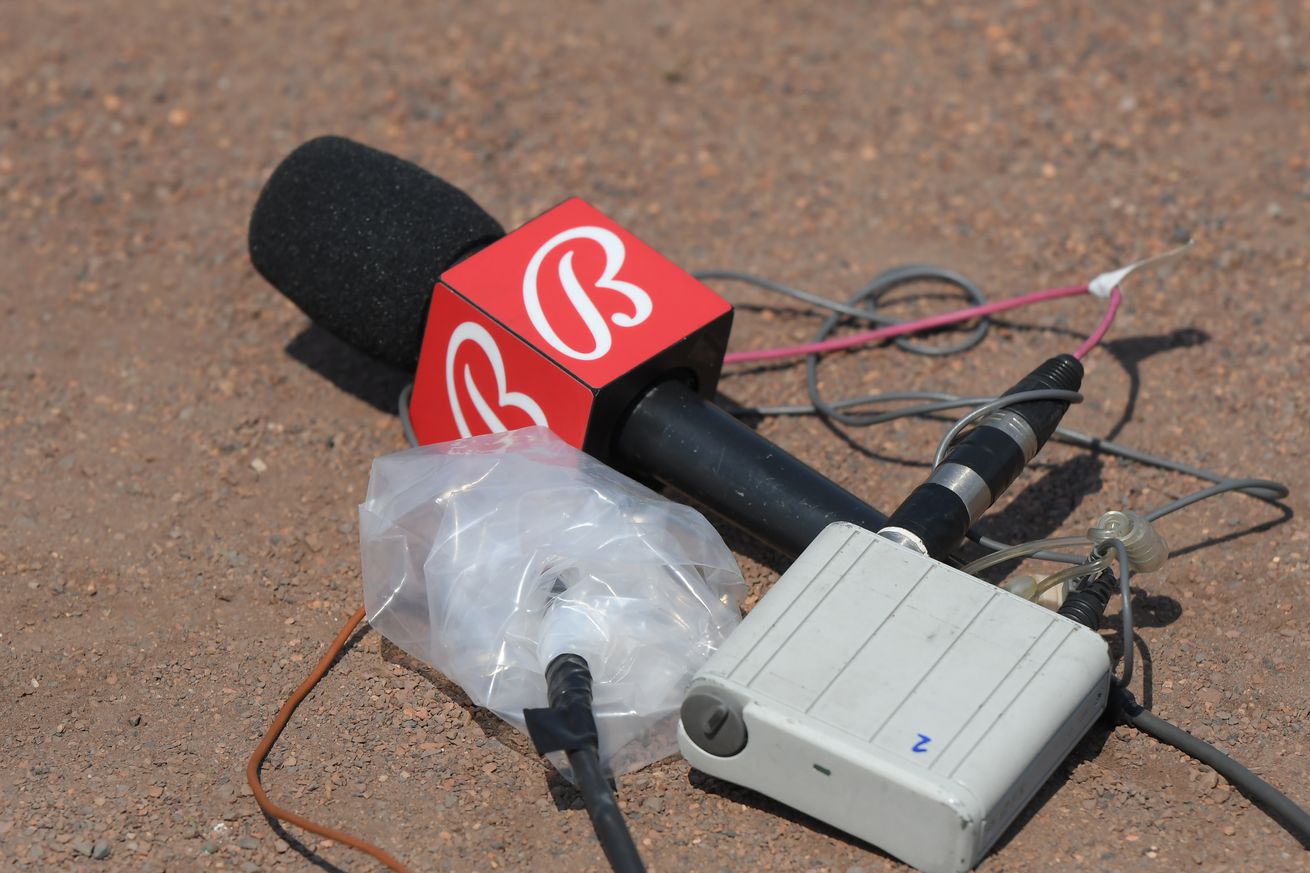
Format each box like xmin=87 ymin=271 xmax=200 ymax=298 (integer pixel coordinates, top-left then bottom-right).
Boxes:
xmin=4 ymin=2 xmax=1309 ymax=871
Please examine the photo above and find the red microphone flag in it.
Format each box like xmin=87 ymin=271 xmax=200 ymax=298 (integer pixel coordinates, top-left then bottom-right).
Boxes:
xmin=409 ymin=198 xmax=733 ymax=459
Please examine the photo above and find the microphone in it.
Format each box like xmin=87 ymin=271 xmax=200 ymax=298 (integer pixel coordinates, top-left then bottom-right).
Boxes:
xmin=248 ymin=136 xmax=505 ymax=371
xmin=249 ymin=136 xmax=888 ymax=558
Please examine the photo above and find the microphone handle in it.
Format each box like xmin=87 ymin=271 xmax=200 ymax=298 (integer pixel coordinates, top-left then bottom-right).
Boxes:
xmin=612 ymin=379 xmax=888 ymax=559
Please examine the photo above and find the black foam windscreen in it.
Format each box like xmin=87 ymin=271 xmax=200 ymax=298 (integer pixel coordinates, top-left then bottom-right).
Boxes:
xmin=248 ymin=136 xmax=505 ymax=370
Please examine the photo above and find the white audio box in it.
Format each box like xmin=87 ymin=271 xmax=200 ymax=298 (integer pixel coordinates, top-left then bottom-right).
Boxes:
xmin=678 ymin=523 xmax=1111 ymax=873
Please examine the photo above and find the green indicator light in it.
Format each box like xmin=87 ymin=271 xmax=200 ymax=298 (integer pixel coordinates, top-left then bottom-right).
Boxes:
xmin=813 ymin=764 xmax=831 ymax=776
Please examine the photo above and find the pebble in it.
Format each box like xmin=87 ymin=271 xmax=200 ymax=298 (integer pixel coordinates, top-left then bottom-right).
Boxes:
xmin=91 ymin=839 xmax=111 ymax=860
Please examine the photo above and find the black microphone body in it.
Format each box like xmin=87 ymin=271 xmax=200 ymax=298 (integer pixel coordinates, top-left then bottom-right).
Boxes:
xmin=614 ymin=380 xmax=888 ymax=558
xmin=249 ymin=136 xmax=888 ymax=559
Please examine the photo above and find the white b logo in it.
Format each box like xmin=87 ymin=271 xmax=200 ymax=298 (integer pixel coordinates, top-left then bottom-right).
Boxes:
xmin=522 ymin=226 xmax=653 ymax=361
xmin=444 ymin=322 xmax=548 ymax=438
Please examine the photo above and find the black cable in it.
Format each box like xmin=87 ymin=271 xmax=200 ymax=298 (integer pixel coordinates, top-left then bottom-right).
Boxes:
xmin=524 ymin=654 xmax=645 ymax=873
xmin=567 ymin=745 xmax=645 ymax=873
xmin=399 ymin=402 xmax=645 ymax=870
xmin=1056 ymin=566 xmax=1117 ymax=631
xmin=1112 ymin=686 xmax=1310 ymax=848
xmin=392 ymin=266 xmax=1306 ymax=854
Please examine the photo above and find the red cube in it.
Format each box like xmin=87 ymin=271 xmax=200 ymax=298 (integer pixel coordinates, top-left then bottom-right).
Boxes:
xmin=409 ymin=198 xmax=733 ymax=459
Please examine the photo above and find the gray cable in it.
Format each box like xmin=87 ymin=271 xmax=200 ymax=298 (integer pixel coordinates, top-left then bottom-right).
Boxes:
xmin=700 ymin=267 xmax=1288 ymax=524
xmin=741 ymin=391 xmax=993 ymax=421
xmin=1097 ymin=538 xmax=1134 ymax=688
xmin=966 ymin=477 xmax=1290 ymax=568
xmin=693 ymin=266 xmax=992 ymax=361
xmin=799 ymin=267 xmax=992 ymax=426
xmin=692 ymin=270 xmax=904 ymax=322
xmin=402 ymin=268 xmax=1290 ymax=558
xmin=722 ymin=384 xmax=1286 ymax=559
xmin=1051 ymin=426 xmax=1288 ymax=504
xmin=730 ymin=387 xmax=1287 ymax=513
xmin=1143 ymin=478 xmax=1289 ymax=522
xmin=1112 ymin=686 xmax=1310 ymax=847
xmin=398 ymin=383 xmax=418 ymax=448
xmin=693 ymin=268 xmax=1306 ymax=850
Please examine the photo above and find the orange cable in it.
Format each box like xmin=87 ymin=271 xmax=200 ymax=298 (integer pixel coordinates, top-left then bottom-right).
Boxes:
xmin=246 ymin=605 xmax=415 ymax=873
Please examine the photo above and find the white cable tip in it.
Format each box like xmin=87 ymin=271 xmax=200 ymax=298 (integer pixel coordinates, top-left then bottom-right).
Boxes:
xmin=1087 ymin=239 xmax=1195 ymax=299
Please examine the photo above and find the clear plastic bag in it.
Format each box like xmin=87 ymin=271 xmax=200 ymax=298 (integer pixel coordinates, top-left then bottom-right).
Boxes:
xmin=359 ymin=426 xmax=747 ymax=775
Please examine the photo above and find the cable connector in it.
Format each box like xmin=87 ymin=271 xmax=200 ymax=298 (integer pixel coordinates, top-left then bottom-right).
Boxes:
xmin=524 ymin=654 xmax=601 ymax=759
xmin=524 ymin=655 xmax=646 ymax=873
xmin=885 ymin=355 xmax=1084 ymax=560
xmin=1087 ymin=240 xmax=1195 ymax=299
xmin=1057 ymin=567 xmax=1117 ymax=630
xmin=1089 ymin=510 xmax=1168 ymax=573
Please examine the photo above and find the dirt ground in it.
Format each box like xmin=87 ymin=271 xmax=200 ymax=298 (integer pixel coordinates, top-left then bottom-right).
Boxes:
xmin=4 ymin=1 xmax=1310 ymax=871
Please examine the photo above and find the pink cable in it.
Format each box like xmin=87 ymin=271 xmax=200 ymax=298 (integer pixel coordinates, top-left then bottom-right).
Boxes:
xmin=721 ymin=283 xmax=1120 ymax=364
xmin=1072 ymin=286 xmax=1121 ymax=360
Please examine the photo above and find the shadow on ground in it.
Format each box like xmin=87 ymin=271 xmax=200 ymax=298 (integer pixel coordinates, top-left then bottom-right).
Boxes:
xmin=285 ymin=325 xmax=413 ymax=415
xmin=687 ymin=767 xmax=901 ymax=865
